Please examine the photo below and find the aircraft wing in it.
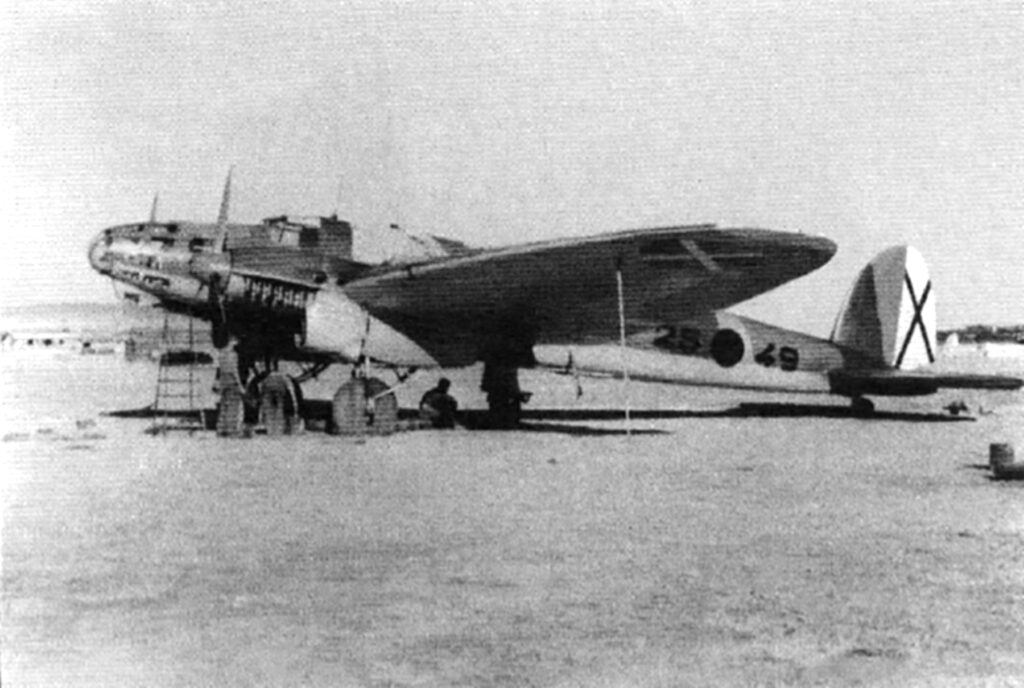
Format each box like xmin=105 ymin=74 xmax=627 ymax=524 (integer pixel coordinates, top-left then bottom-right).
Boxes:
xmin=829 ymin=369 xmax=1023 ymax=396
xmin=341 ymin=226 xmax=836 ymax=366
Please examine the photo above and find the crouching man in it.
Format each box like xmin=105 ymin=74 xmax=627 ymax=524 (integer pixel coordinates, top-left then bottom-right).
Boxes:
xmin=419 ymin=377 xmax=458 ymax=428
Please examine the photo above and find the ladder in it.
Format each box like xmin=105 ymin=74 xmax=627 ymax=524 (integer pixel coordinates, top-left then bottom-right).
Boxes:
xmin=151 ymin=313 xmax=207 ymax=433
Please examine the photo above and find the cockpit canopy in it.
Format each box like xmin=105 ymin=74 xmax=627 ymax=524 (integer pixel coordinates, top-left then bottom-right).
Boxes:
xmin=91 ymin=214 xmax=475 ymax=278
xmin=259 ymin=215 xmax=353 ymax=259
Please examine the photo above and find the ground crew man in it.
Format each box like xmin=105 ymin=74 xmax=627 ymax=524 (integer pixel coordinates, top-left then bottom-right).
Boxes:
xmin=419 ymin=377 xmax=458 ymax=428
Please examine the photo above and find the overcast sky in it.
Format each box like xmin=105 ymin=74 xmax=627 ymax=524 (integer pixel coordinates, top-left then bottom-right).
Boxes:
xmin=2 ymin=1 xmax=1021 ymax=333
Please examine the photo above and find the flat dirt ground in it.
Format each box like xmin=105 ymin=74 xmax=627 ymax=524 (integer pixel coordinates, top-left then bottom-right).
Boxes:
xmin=2 ymin=353 xmax=1023 ymax=686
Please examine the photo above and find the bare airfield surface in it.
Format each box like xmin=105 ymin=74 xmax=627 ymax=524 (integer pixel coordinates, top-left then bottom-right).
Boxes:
xmin=2 ymin=353 xmax=1023 ymax=686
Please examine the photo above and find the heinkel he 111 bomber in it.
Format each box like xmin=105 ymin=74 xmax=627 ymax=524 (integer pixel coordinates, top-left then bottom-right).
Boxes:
xmin=88 ymin=172 xmax=1022 ymax=432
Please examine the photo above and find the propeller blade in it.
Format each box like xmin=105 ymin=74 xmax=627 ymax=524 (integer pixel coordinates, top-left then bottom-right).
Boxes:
xmin=149 ymin=192 xmax=159 ymax=223
xmin=217 ymin=166 xmax=233 ymax=226
xmin=214 ymin=166 xmax=234 ymax=252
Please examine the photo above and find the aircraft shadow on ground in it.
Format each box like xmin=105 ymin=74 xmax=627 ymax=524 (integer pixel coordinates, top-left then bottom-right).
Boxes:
xmin=451 ymin=410 xmax=667 ymax=435
xmin=104 ymin=404 xmax=668 ymax=436
xmin=105 ymin=402 xmax=972 ymax=435
xmin=432 ymin=403 xmax=974 ymax=433
xmin=515 ymin=403 xmax=976 ymax=424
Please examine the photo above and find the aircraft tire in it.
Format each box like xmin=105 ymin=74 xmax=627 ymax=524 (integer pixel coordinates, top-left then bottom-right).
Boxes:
xmin=851 ymin=396 xmax=875 ymax=416
xmin=365 ymin=377 xmax=399 ymax=435
xmin=331 ymin=377 xmax=398 ymax=436
xmin=260 ymin=372 xmax=299 ymax=436
xmin=216 ymin=374 xmax=245 ymax=437
xmin=486 ymin=394 xmax=523 ymax=429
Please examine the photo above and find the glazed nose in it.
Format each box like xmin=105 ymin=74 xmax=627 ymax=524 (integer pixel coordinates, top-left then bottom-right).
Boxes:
xmin=88 ymin=229 xmax=112 ymax=273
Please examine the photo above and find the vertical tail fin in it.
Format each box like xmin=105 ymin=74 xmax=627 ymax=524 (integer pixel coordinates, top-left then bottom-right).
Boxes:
xmin=830 ymin=245 xmax=935 ymax=370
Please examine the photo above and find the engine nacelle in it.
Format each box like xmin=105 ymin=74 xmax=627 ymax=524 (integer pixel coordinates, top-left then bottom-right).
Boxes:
xmin=302 ymin=288 xmax=438 ymax=367
xmin=303 ymin=288 xmax=368 ymax=361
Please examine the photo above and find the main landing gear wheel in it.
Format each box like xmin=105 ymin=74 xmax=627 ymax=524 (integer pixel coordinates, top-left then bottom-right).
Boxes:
xmin=851 ymin=396 xmax=876 ymax=416
xmin=259 ymin=372 xmax=302 ymax=436
xmin=331 ymin=377 xmax=398 ymax=435
xmin=481 ymin=361 xmax=529 ymax=429
xmin=215 ymin=348 xmax=245 ymax=437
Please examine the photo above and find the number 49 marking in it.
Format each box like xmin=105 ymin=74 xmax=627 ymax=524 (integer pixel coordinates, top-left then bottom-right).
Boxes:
xmin=755 ymin=343 xmax=799 ymax=371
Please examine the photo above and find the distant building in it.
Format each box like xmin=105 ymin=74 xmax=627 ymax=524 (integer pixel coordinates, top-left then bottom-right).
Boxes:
xmin=2 ymin=331 xmax=84 ymax=351
xmin=1 ymin=330 xmax=124 ymax=355
xmin=979 ymin=342 xmax=1024 ymax=359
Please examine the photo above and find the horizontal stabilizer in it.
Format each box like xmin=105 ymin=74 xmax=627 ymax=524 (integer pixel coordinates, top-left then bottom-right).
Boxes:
xmin=829 ymin=369 xmax=1023 ymax=397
